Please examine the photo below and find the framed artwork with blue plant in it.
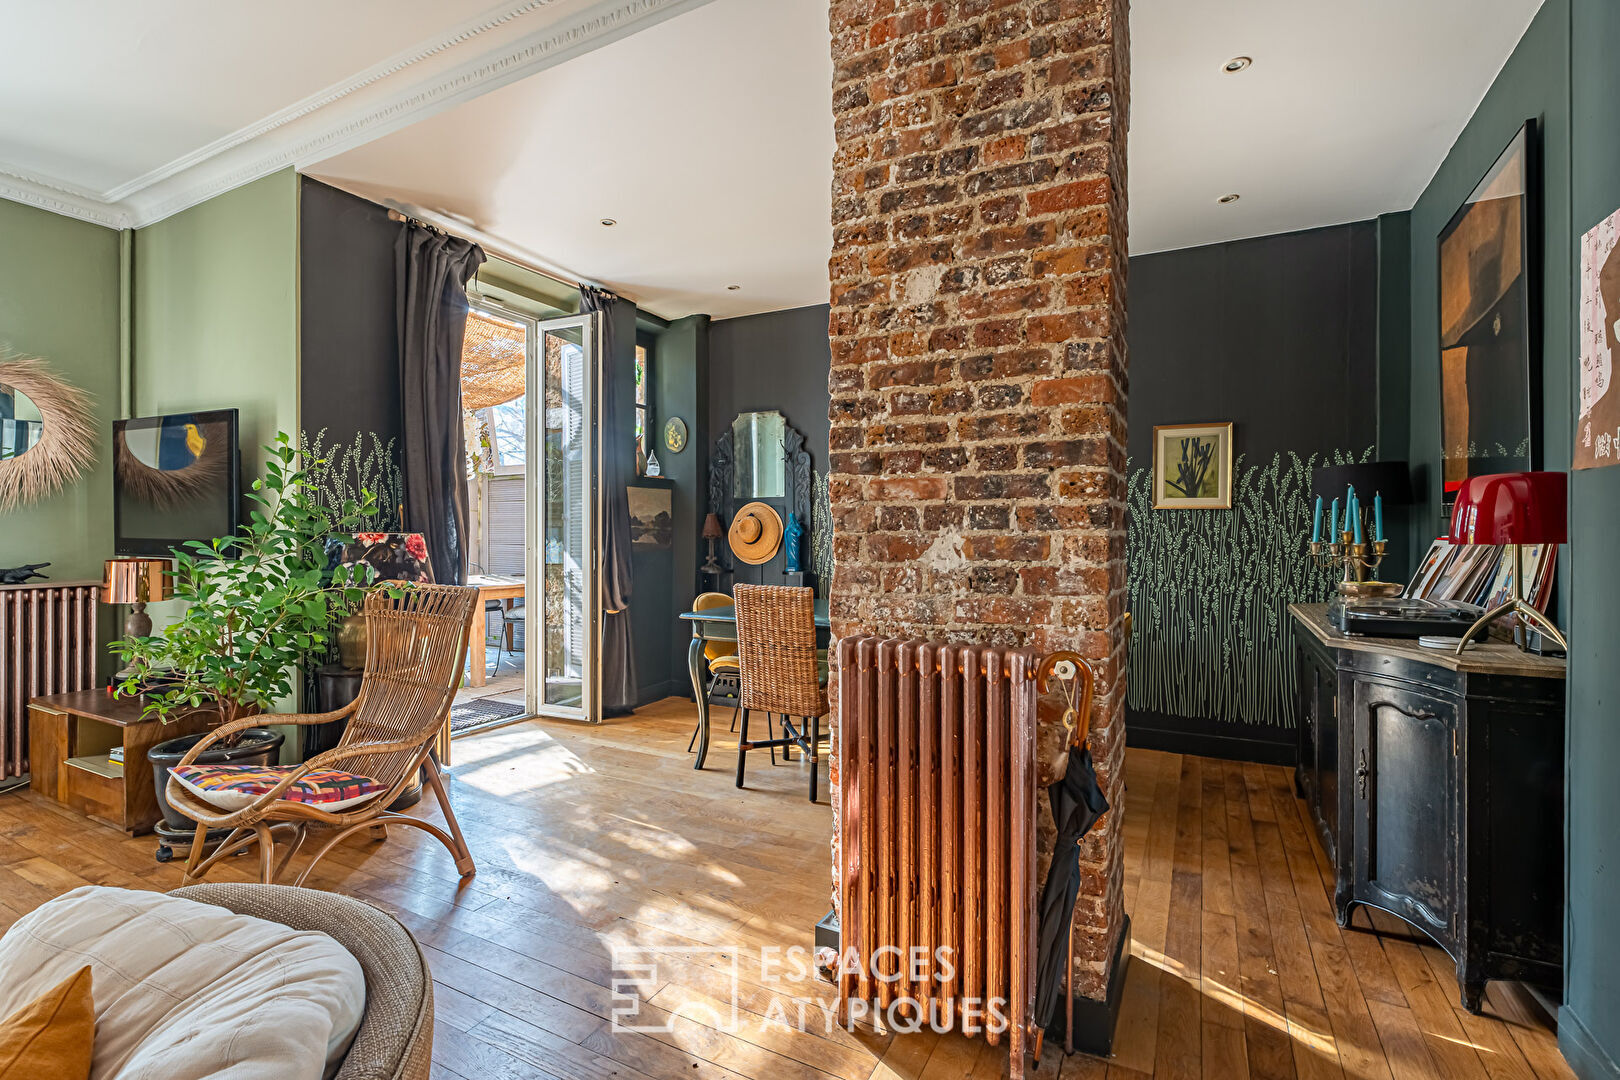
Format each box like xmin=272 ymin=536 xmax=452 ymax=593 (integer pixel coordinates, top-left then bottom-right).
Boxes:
xmin=1153 ymin=422 xmax=1234 ymax=509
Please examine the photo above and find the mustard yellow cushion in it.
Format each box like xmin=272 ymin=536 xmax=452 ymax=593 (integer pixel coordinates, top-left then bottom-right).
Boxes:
xmin=708 ymin=654 xmax=740 ymax=673
xmin=0 ymin=965 xmax=93 ymax=1080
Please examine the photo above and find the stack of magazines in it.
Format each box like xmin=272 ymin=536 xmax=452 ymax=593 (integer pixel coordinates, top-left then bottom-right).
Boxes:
xmin=1406 ymin=538 xmax=1557 ymax=612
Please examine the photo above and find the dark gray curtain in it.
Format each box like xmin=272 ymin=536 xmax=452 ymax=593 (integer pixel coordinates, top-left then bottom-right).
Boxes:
xmin=396 ymin=224 xmax=485 ymax=586
xmin=580 ymin=285 xmax=637 ymax=715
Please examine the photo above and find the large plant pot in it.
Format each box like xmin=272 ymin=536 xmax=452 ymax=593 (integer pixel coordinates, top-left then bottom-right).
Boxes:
xmin=148 ymin=728 xmax=285 ymax=832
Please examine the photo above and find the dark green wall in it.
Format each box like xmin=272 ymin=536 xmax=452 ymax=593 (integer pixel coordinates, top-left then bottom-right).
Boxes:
xmin=1564 ymin=0 xmax=1620 ymax=1072
xmin=1402 ymin=2 xmax=1620 ymax=1072
xmin=1402 ymin=0 xmax=1573 ymax=623
xmin=649 ymin=315 xmax=708 ymax=692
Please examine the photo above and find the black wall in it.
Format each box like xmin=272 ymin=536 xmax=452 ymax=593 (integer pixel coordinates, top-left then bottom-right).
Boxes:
xmin=702 ymin=305 xmax=834 ymax=593
xmin=1127 ymin=222 xmax=1379 ymax=468
xmin=299 ymin=179 xmax=401 ymax=451
xmin=709 ymin=305 xmax=832 ymax=476
xmin=1126 ymin=222 xmax=1381 ymax=761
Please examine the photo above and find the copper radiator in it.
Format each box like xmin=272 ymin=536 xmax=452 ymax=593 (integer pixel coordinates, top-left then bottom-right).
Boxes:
xmin=0 ymin=583 xmax=100 ymax=780
xmin=837 ymin=636 xmax=1041 ymax=1078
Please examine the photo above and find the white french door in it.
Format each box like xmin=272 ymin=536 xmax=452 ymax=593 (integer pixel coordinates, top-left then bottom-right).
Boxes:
xmin=526 ymin=313 xmax=604 ymax=723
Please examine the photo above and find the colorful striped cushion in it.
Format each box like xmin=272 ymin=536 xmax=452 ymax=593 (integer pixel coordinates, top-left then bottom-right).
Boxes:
xmin=170 ymin=765 xmax=387 ymax=812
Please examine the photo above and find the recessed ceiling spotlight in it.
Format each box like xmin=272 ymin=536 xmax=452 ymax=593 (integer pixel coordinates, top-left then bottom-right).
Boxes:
xmin=1223 ymin=56 xmax=1252 ymax=73
xmin=1218 ymin=193 xmax=1241 ymax=204
xmin=726 ymin=284 xmax=742 ymax=291
xmin=600 ymin=217 xmax=617 ymax=227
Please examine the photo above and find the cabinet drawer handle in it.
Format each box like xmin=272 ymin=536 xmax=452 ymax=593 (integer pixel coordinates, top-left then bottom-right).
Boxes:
xmin=1379 ymin=701 xmax=1438 ymax=722
xmin=1356 ymin=748 xmax=1369 ymax=799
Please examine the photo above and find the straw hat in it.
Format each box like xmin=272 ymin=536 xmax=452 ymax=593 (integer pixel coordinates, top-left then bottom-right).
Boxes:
xmin=729 ymin=502 xmax=784 ymax=565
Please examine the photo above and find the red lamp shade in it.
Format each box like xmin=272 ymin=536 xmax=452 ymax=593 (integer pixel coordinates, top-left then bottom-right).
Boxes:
xmin=1448 ymin=472 xmax=1567 ymax=546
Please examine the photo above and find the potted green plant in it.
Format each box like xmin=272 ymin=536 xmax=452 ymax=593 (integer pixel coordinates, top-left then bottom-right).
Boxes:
xmin=111 ymin=433 xmax=384 ymax=830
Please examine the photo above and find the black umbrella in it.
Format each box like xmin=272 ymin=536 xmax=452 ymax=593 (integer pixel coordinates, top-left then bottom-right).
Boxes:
xmin=1033 ymin=746 xmax=1110 ymax=1030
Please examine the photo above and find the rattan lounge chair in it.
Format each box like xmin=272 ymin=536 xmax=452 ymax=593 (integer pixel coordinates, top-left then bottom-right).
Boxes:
xmin=167 ymin=583 xmax=481 ymax=888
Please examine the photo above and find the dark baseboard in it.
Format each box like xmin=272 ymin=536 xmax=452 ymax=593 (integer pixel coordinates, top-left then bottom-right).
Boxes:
xmin=1127 ymin=709 xmax=1297 ymax=766
xmin=816 ymin=908 xmax=1129 ymax=1059
xmin=815 ymin=908 xmax=839 ymax=952
xmin=635 ymin=680 xmax=676 ymax=708
xmin=1560 ymin=1006 xmax=1620 ymax=1080
xmin=1050 ymin=914 xmax=1131 ymax=1058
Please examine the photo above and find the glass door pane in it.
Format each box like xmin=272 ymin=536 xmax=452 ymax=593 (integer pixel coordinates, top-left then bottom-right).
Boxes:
xmin=528 ymin=314 xmax=600 ymax=721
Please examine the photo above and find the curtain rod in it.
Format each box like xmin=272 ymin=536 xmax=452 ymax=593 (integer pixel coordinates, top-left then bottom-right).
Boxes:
xmin=383 ymin=204 xmax=606 ymax=296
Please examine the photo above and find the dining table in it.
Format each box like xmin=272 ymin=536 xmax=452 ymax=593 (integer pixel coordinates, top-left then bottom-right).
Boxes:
xmin=677 ymin=598 xmax=831 ymax=769
xmin=464 ymin=573 xmax=525 ymax=687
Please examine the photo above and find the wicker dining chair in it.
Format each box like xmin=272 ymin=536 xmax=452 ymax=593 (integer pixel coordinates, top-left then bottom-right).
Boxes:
xmin=167 ymin=583 xmax=481 ymax=888
xmin=733 ymin=583 xmax=827 ymax=801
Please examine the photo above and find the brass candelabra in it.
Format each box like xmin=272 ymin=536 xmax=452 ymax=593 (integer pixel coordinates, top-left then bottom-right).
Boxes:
xmin=1308 ymin=529 xmax=1402 ymax=598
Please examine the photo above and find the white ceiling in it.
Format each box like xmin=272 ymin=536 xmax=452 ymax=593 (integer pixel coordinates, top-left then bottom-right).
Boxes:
xmin=0 ymin=0 xmax=1546 ymax=316
xmin=0 ymin=0 xmax=712 ymax=226
xmin=1128 ymin=0 xmax=1544 ymax=255
xmin=312 ymin=0 xmax=835 ymax=321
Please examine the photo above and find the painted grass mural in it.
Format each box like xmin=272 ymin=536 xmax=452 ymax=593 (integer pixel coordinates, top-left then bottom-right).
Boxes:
xmin=1126 ymin=447 xmax=1372 ymax=728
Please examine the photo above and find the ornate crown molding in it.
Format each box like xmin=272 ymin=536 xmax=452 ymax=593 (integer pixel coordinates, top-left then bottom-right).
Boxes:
xmin=0 ymin=0 xmax=713 ymax=230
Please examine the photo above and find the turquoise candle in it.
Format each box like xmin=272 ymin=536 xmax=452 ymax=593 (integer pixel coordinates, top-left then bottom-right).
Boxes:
xmin=1329 ymin=497 xmax=1339 ymax=541
xmin=1374 ymin=493 xmax=1384 ymax=543
xmin=1351 ymin=491 xmax=1364 ymax=545
xmin=1311 ymin=496 xmax=1323 ymax=543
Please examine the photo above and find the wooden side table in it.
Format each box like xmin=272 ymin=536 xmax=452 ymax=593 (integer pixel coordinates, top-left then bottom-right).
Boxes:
xmin=28 ymin=689 xmax=215 ymax=835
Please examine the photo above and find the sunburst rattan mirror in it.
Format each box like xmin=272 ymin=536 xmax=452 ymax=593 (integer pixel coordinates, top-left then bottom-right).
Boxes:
xmin=0 ymin=354 xmax=96 ymax=511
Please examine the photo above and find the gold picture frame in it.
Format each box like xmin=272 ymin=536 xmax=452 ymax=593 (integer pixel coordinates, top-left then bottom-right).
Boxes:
xmin=1152 ymin=422 xmax=1234 ymax=509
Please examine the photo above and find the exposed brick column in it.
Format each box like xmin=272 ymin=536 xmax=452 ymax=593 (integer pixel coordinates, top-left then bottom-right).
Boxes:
xmin=826 ymin=0 xmax=1130 ymax=1002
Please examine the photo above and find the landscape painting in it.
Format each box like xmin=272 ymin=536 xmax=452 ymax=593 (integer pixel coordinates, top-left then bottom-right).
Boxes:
xmin=627 ymin=484 xmax=673 ymax=548
xmin=1153 ymin=422 xmax=1233 ymax=509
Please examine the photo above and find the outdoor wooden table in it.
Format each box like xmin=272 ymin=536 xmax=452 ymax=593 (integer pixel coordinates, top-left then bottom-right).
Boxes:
xmin=464 ymin=574 xmax=524 ymax=688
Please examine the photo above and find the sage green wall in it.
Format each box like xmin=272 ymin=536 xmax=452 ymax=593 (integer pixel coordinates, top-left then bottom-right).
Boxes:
xmin=131 ymin=170 xmax=301 ymax=741
xmin=132 ymin=169 xmax=300 ymax=475
xmin=0 ymin=199 xmax=121 ymax=580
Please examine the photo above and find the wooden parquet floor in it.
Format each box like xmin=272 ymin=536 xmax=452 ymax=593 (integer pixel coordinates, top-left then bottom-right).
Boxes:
xmin=0 ymin=699 xmax=1570 ymax=1080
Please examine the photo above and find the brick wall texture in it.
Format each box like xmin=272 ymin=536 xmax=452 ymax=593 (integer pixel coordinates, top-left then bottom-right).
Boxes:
xmin=826 ymin=0 xmax=1131 ymax=1002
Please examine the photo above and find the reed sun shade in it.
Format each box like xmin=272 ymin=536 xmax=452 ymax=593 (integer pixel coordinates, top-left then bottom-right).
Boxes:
xmin=460 ymin=309 xmax=527 ymax=411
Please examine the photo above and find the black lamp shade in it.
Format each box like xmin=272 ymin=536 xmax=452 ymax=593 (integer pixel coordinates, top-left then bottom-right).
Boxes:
xmin=1312 ymin=461 xmax=1413 ymax=506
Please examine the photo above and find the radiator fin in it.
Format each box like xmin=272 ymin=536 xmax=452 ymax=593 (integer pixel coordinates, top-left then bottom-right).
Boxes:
xmin=0 ymin=584 xmax=100 ymax=779
xmin=838 ymin=635 xmax=1040 ymax=1078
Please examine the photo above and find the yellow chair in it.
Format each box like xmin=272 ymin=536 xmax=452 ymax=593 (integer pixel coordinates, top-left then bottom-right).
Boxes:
xmin=688 ymin=592 xmax=744 ymax=752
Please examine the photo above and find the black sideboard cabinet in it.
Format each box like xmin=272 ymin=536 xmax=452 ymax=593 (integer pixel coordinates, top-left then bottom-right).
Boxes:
xmin=1289 ymin=603 xmax=1565 ymax=1012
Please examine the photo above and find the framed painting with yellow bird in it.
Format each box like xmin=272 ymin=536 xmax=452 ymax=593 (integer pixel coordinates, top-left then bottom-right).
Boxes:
xmin=114 ymin=408 xmax=241 ymax=557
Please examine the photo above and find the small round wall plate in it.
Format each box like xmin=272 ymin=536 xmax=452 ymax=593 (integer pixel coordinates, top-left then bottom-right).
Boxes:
xmin=663 ymin=416 xmax=688 ymax=453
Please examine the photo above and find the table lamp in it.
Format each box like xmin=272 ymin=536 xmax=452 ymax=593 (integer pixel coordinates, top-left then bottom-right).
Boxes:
xmin=103 ymin=557 xmax=172 ymax=680
xmin=323 ymin=533 xmax=435 ymax=670
xmin=1447 ymin=471 xmax=1566 ymax=655
xmin=701 ymin=512 xmax=725 ymax=575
